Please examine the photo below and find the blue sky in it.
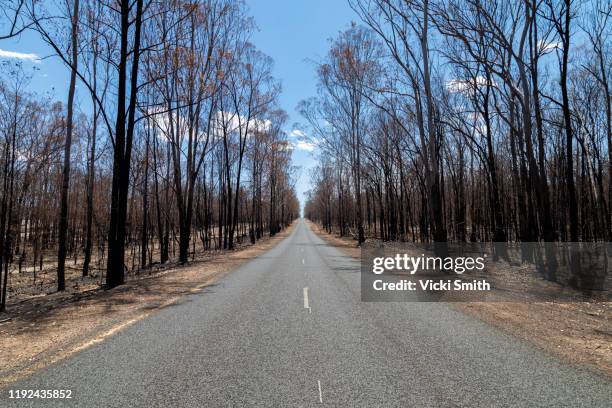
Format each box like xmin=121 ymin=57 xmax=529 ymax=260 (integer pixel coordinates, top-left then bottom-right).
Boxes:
xmin=249 ymin=0 xmax=357 ymax=208
xmin=0 ymin=1 xmax=358 ymax=211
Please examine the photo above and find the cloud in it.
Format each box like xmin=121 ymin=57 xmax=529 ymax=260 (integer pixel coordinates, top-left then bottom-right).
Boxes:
xmin=214 ymin=111 xmax=271 ymax=137
xmin=447 ymin=76 xmax=495 ymax=94
xmin=288 ymin=128 xmax=317 ymax=151
xmin=294 ymin=140 xmax=316 ymax=152
xmin=146 ymin=107 xmax=272 ymax=151
xmin=0 ymin=49 xmax=41 ymax=63
xmin=290 ymin=129 xmax=306 ymax=138
xmin=538 ymin=40 xmax=561 ymax=54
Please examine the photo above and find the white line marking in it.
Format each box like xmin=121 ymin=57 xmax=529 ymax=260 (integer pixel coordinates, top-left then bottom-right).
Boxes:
xmin=318 ymin=380 xmax=323 ymax=403
xmin=303 ymin=287 xmax=309 ymax=309
xmin=302 ymin=258 xmax=305 ymax=265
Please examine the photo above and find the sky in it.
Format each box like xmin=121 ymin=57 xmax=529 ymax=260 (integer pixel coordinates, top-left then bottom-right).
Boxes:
xmin=0 ymin=1 xmax=358 ymax=212
xmin=249 ymin=0 xmax=357 ymax=209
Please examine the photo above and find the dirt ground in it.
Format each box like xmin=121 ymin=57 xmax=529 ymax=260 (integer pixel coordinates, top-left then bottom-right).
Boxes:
xmin=5 ymin=224 xmax=254 ymax=303
xmin=0 ymin=224 xmax=295 ymax=386
xmin=308 ymin=221 xmax=612 ymax=378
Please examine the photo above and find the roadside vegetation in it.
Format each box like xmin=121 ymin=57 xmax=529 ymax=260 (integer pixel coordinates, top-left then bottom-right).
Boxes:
xmin=303 ymin=0 xmax=611 ymax=291
xmin=0 ymin=0 xmax=299 ymax=312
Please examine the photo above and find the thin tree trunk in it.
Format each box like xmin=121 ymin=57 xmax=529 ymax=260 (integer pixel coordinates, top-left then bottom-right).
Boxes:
xmin=57 ymin=0 xmax=79 ymax=291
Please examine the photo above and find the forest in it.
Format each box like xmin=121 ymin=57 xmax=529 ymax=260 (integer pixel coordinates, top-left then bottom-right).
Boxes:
xmin=0 ymin=0 xmax=299 ymax=311
xmin=303 ymin=0 xmax=611 ymax=289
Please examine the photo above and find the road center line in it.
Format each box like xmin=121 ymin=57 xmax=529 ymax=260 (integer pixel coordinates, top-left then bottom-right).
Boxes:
xmin=318 ymin=380 xmax=323 ymax=403
xmin=303 ymin=287 xmax=309 ymax=309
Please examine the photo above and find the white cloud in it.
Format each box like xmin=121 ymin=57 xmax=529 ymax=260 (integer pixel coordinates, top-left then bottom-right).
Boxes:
xmin=289 ymin=129 xmax=318 ymax=151
xmin=539 ymin=40 xmax=561 ymax=54
xmin=0 ymin=49 xmax=41 ymax=63
xmin=214 ymin=111 xmax=271 ymax=137
xmin=290 ymin=129 xmax=306 ymax=138
xmin=447 ymin=76 xmax=495 ymax=94
xmin=294 ymin=140 xmax=316 ymax=152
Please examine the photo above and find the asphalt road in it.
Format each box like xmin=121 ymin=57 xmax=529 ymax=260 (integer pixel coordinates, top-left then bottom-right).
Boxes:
xmin=2 ymin=219 xmax=611 ymax=407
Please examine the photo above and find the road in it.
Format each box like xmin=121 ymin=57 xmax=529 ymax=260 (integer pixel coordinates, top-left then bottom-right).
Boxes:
xmin=2 ymin=219 xmax=611 ymax=407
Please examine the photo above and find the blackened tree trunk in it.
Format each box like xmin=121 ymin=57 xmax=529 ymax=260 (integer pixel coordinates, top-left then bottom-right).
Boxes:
xmin=141 ymin=128 xmax=149 ymax=269
xmin=82 ymin=5 xmax=98 ymax=277
xmin=57 ymin=0 xmax=79 ymax=291
xmin=106 ymin=0 xmax=144 ymax=287
xmin=557 ymin=0 xmax=580 ymax=287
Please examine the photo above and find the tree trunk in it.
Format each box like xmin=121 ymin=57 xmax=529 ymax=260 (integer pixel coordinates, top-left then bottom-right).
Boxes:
xmin=57 ymin=0 xmax=79 ymax=291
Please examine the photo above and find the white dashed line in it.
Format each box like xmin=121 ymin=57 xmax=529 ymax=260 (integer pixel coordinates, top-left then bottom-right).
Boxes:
xmin=302 ymin=258 xmax=305 ymax=265
xmin=303 ymin=287 xmax=309 ymax=309
xmin=318 ymin=380 xmax=323 ymax=403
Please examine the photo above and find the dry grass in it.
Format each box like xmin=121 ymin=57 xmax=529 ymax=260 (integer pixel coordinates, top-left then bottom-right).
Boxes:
xmin=6 ymin=225 xmax=254 ymax=304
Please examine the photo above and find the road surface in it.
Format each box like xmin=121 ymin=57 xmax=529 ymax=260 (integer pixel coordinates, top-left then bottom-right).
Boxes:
xmin=2 ymin=219 xmax=611 ymax=407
